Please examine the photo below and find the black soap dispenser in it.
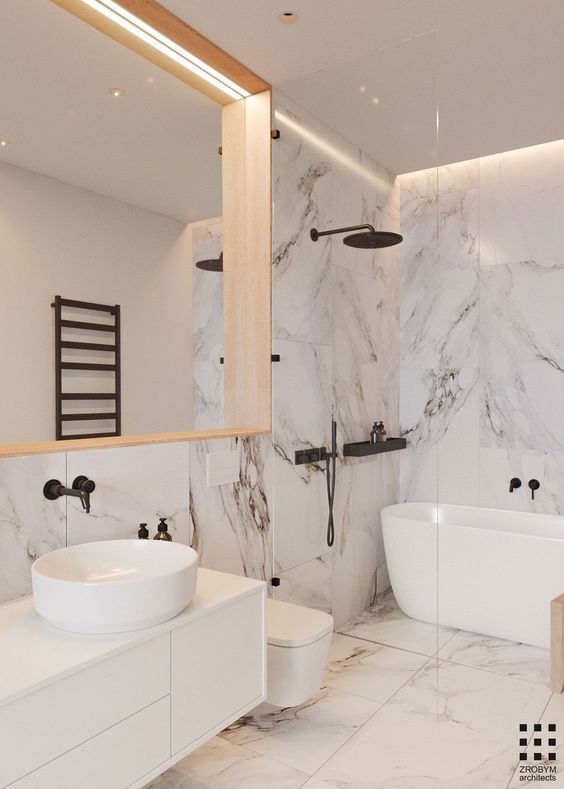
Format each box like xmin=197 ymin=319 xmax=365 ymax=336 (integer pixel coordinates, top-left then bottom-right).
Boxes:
xmin=138 ymin=522 xmax=149 ymax=539
xmin=154 ymin=517 xmax=172 ymax=541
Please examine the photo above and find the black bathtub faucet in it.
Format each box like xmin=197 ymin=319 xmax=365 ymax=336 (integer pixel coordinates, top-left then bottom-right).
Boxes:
xmin=528 ymin=479 xmax=540 ymax=500
xmin=509 ymin=477 xmax=521 ymax=493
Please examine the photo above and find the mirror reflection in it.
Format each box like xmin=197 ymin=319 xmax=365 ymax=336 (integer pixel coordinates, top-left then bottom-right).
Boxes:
xmin=1 ymin=0 xmax=224 ymax=443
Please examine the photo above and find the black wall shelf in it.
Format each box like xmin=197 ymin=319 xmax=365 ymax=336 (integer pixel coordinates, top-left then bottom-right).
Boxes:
xmin=343 ymin=437 xmax=407 ymax=458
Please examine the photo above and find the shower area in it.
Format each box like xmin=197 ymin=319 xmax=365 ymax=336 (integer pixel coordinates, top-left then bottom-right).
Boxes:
xmin=189 ymin=23 xmax=564 ymax=784
xmin=268 ymin=24 xmax=564 ymax=785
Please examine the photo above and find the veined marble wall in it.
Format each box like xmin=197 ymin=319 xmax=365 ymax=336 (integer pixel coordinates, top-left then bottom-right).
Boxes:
xmin=190 ymin=95 xmax=401 ymax=627
xmin=399 ymin=139 xmax=564 ymax=514
xmin=192 ymin=218 xmax=224 ymax=430
xmin=272 ymin=95 xmax=400 ymax=627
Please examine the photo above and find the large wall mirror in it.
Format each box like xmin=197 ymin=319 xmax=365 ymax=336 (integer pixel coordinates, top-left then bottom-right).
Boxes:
xmin=0 ymin=0 xmax=271 ymax=451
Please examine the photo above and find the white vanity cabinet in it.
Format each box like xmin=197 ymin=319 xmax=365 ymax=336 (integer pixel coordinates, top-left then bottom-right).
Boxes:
xmin=0 ymin=569 xmax=266 ymax=789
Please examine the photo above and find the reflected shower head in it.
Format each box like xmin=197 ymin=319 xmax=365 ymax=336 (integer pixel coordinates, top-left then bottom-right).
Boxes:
xmin=195 ymin=251 xmax=223 ymax=272
xmin=310 ymin=224 xmax=402 ymax=249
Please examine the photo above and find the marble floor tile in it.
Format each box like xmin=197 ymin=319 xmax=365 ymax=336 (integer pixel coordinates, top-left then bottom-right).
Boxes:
xmin=144 ymin=736 xmax=309 ymax=789
xmin=439 ymin=630 xmax=550 ymax=685
xmin=324 ymin=633 xmax=428 ymax=703
xmin=338 ymin=590 xmax=456 ymax=657
xmin=220 ymin=687 xmax=379 ymax=775
xmin=390 ymin=659 xmax=551 ymax=741
xmin=314 ymin=705 xmax=522 ymax=788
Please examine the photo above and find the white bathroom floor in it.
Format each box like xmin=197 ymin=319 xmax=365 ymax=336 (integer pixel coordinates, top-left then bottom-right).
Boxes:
xmin=146 ymin=591 xmax=561 ymax=788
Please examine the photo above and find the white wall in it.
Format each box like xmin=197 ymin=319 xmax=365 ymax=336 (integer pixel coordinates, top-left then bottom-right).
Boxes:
xmin=0 ymin=161 xmax=193 ymax=442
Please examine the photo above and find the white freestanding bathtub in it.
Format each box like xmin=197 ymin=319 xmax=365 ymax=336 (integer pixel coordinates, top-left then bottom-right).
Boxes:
xmin=381 ymin=502 xmax=564 ymax=648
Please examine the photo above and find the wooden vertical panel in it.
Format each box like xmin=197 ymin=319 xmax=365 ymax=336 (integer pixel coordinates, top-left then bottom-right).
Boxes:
xmin=551 ymin=594 xmax=564 ymax=693
xmin=222 ymin=91 xmax=272 ymax=431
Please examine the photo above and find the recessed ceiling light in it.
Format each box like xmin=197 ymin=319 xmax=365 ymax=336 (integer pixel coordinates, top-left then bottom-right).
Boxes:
xmin=0 ymin=139 xmax=9 ymax=147
xmin=372 ymin=97 xmax=380 ymax=105
xmin=360 ymin=85 xmax=366 ymax=93
xmin=109 ymin=87 xmax=125 ymax=97
xmin=278 ymin=11 xmax=298 ymax=24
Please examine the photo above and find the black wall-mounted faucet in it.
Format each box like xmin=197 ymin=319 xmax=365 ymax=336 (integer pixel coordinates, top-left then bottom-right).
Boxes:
xmin=509 ymin=477 xmax=521 ymax=493
xmin=528 ymin=479 xmax=540 ymax=500
xmin=44 ymin=475 xmax=96 ymax=513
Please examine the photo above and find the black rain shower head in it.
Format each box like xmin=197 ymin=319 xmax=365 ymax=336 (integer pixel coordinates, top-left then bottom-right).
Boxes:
xmin=195 ymin=251 xmax=223 ymax=272
xmin=310 ymin=224 xmax=402 ymax=249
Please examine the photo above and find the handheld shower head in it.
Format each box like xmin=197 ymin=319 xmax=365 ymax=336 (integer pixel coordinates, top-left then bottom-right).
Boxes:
xmin=310 ymin=224 xmax=402 ymax=249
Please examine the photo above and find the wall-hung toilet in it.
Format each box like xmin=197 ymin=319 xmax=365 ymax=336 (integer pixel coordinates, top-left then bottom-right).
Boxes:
xmin=266 ymin=599 xmax=333 ymax=708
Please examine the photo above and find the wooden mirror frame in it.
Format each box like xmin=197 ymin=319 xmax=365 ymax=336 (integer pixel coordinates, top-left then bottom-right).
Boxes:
xmin=0 ymin=0 xmax=272 ymax=458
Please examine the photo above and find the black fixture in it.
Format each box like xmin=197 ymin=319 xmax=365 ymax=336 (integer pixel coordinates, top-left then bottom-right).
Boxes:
xmin=325 ymin=420 xmax=337 ymax=547
xmin=310 ymin=224 xmax=403 ymax=249
xmin=138 ymin=523 xmax=149 ymax=539
xmin=218 ymin=129 xmax=280 ymax=156
xmin=52 ymin=296 xmax=121 ymax=440
xmin=528 ymin=479 xmax=540 ymax=500
xmin=293 ymin=421 xmax=337 ymax=548
xmin=220 ymin=354 xmax=280 ymax=364
xmin=271 ymin=577 xmax=281 ymax=587
xmin=196 ymin=251 xmax=223 ymax=272
xmin=43 ymin=475 xmax=96 ymax=513
xmin=154 ymin=517 xmax=172 ymax=541
xmin=509 ymin=477 xmax=522 ymax=493
xmin=343 ymin=437 xmax=407 ymax=458
xmin=294 ymin=447 xmax=328 ymax=465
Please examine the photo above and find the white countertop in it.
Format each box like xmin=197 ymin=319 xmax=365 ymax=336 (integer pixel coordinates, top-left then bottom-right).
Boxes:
xmin=0 ymin=568 xmax=265 ymax=709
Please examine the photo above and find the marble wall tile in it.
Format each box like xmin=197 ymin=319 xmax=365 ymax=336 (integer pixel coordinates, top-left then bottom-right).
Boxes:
xmin=399 ymin=196 xmax=439 ymax=370
xmin=274 ymin=553 xmax=332 ymax=614
xmin=400 ymin=186 xmax=478 ymax=371
xmin=66 ymin=442 xmax=190 ymax=545
xmin=480 ymin=259 xmax=564 ymax=450
xmin=480 ymin=448 xmax=564 ymax=515
xmin=192 ymin=221 xmax=223 ymax=362
xmin=399 ymin=167 xmax=438 ymax=211
xmin=190 ymin=436 xmax=273 ymax=582
xmin=400 ymin=367 xmax=478 ymax=504
xmin=401 ymin=142 xmax=564 ymax=513
xmin=333 ymin=265 xmax=399 ymax=447
xmin=193 ymin=359 xmax=224 ymax=430
xmin=272 ymin=106 xmax=334 ymax=346
xmin=438 ymin=158 xmax=480 ymax=194
xmin=480 ymin=139 xmax=564 ymax=266
xmin=332 ymin=462 xmax=380 ymax=628
xmin=272 ymin=339 xmax=332 ymax=574
xmin=0 ymin=453 xmax=66 ymax=603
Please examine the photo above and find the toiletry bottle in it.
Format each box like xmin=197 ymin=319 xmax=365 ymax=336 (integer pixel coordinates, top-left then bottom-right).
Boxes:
xmin=370 ymin=422 xmax=379 ymax=444
xmin=138 ymin=522 xmax=149 ymax=539
xmin=377 ymin=422 xmax=387 ymax=443
xmin=154 ymin=517 xmax=172 ymax=541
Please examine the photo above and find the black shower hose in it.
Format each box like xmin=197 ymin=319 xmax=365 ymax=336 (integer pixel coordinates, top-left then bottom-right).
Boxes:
xmin=325 ymin=420 xmax=337 ymax=547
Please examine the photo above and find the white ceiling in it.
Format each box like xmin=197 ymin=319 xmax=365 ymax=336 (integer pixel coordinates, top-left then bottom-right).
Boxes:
xmin=1 ymin=0 xmax=222 ymax=223
xmin=162 ymin=0 xmax=564 ymax=173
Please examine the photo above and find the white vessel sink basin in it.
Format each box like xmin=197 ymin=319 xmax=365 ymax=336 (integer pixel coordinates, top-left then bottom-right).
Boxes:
xmin=32 ymin=540 xmax=199 ymax=634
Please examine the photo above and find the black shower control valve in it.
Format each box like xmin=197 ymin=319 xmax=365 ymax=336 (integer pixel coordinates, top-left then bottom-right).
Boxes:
xmin=295 ymin=447 xmax=328 ymax=466
xmin=528 ymin=479 xmax=540 ymax=500
xmin=271 ymin=577 xmax=281 ymax=587
xmin=509 ymin=477 xmax=521 ymax=493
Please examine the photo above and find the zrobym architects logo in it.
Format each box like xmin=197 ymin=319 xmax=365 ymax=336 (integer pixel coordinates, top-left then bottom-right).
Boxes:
xmin=518 ymin=723 xmax=558 ymax=782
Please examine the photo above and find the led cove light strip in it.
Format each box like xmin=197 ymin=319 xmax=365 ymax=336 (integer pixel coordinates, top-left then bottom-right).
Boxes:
xmin=78 ymin=0 xmax=251 ymax=100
